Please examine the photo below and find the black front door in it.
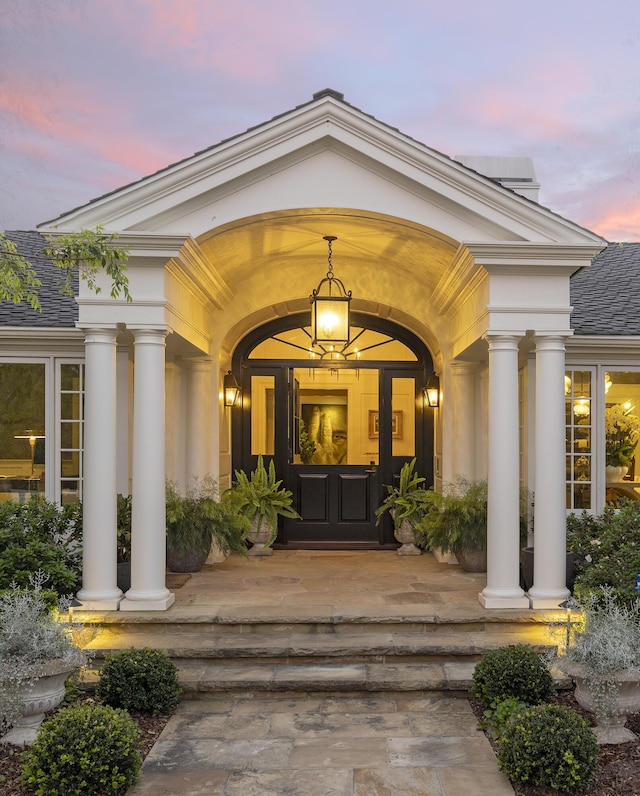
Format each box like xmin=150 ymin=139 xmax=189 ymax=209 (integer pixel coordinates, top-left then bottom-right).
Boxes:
xmin=231 ymin=313 xmax=434 ymax=549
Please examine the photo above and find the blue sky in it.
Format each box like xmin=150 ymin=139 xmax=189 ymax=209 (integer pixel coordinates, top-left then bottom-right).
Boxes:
xmin=2 ymin=0 xmax=640 ymax=239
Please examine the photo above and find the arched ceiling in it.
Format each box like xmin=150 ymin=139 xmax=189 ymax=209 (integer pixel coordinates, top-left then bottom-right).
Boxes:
xmin=197 ymin=208 xmax=459 ymax=295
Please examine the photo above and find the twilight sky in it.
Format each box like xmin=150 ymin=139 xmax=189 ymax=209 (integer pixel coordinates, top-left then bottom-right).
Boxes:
xmin=2 ymin=0 xmax=640 ymax=240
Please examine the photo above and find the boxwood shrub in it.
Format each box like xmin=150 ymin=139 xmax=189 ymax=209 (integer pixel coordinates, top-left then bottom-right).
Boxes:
xmin=21 ymin=703 xmax=141 ymax=796
xmin=471 ymin=644 xmax=554 ymax=708
xmin=96 ymin=646 xmax=181 ymax=715
xmin=498 ymin=703 xmax=598 ymax=792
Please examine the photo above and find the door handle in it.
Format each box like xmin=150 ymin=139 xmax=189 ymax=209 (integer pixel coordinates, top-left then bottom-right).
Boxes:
xmin=365 ymin=461 xmax=377 ymax=474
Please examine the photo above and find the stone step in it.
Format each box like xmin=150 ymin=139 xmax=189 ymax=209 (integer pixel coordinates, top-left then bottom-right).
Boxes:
xmin=83 ymin=660 xmax=572 ymax=695
xmin=86 ymin=625 xmax=557 ymax=664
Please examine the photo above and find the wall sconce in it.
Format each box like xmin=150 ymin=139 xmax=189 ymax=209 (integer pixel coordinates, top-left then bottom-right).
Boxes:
xmin=309 ymin=235 xmax=352 ymax=346
xmin=224 ymin=371 xmax=240 ymax=407
xmin=425 ymin=374 xmax=440 ymax=408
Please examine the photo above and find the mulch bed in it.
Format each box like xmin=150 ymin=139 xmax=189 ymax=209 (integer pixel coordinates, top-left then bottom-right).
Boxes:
xmin=0 ymin=696 xmax=170 ymax=796
xmin=470 ymin=690 xmax=640 ymax=796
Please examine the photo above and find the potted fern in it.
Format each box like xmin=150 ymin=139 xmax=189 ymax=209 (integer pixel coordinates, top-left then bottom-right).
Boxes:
xmin=226 ymin=455 xmax=300 ymax=556
xmin=166 ymin=476 xmax=250 ymax=572
xmin=375 ymin=458 xmax=434 ymax=555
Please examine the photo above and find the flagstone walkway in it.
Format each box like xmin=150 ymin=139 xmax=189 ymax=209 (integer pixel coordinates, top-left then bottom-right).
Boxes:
xmin=122 ymin=551 xmax=520 ymax=794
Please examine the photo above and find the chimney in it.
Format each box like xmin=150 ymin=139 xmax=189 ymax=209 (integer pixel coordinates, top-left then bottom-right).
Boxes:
xmin=454 ymin=155 xmax=540 ymax=202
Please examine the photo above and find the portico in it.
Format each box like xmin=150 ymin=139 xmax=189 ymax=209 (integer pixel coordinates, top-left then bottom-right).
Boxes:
xmin=2 ymin=90 xmax=607 ymax=611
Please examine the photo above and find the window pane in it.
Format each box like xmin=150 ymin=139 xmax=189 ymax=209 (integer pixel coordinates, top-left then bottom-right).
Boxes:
xmin=565 ymin=370 xmax=592 ymax=510
xmin=605 ymin=371 xmax=640 ymax=505
xmin=293 ymin=368 xmax=378 ymax=465
xmin=0 ymin=363 xmax=45 ymax=501
xmin=392 ymin=377 xmax=415 ymax=458
xmin=251 ymin=375 xmax=275 ymax=456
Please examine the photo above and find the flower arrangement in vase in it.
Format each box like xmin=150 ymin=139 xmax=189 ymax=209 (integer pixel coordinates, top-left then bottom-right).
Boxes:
xmin=605 ymin=403 xmax=640 ymax=479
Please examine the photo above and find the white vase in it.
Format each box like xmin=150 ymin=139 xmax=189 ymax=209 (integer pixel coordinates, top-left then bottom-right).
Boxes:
xmin=394 ymin=518 xmax=422 ymax=556
xmin=561 ymin=661 xmax=640 ymax=744
xmin=1 ymin=659 xmax=74 ymax=747
xmin=605 ymin=465 xmax=629 ymax=481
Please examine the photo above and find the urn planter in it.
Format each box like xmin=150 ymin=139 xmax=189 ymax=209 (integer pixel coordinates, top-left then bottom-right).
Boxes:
xmin=248 ymin=517 xmax=275 ymax=556
xmin=1 ymin=659 xmax=74 ymax=747
xmin=560 ymin=661 xmax=640 ymax=744
xmin=393 ymin=515 xmax=422 ymax=556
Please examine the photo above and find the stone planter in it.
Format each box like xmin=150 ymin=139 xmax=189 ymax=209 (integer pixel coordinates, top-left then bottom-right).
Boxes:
xmin=521 ymin=547 xmax=575 ymax=592
xmin=560 ymin=661 xmax=640 ymax=744
xmin=2 ymin=659 xmax=75 ymax=747
xmin=248 ymin=517 xmax=275 ymax=556
xmin=393 ymin=517 xmax=421 ymax=556
xmin=166 ymin=546 xmax=209 ymax=573
xmin=455 ymin=548 xmax=487 ymax=573
xmin=117 ymin=561 xmax=131 ymax=592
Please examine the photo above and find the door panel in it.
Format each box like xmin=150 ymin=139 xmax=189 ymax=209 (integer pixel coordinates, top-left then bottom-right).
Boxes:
xmin=283 ymin=464 xmax=379 ymax=544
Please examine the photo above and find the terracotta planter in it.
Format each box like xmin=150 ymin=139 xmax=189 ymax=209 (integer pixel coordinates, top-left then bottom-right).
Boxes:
xmin=393 ymin=517 xmax=422 ymax=556
xmin=248 ymin=517 xmax=275 ymax=556
xmin=1 ymin=659 xmax=75 ymax=747
xmin=455 ymin=548 xmax=487 ymax=573
xmin=560 ymin=660 xmax=640 ymax=744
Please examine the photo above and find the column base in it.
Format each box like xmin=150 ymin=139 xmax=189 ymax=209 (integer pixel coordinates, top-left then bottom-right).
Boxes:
xmin=120 ymin=592 xmax=175 ymax=612
xmin=527 ymin=586 xmax=570 ymax=609
xmin=74 ymin=596 xmax=122 ymax=612
xmin=478 ymin=590 xmax=530 ymax=609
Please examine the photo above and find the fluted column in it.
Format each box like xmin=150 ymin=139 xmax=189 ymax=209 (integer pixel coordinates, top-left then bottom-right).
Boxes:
xmin=185 ymin=358 xmax=212 ymax=485
xmin=120 ymin=328 xmax=175 ymax=611
xmin=77 ymin=328 xmax=121 ymax=610
xmin=528 ymin=334 xmax=571 ymax=607
xmin=480 ymin=334 xmax=529 ymax=608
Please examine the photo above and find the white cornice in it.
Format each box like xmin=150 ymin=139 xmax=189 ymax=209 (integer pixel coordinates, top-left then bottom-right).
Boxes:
xmin=168 ymin=238 xmax=232 ymax=310
xmin=464 ymin=242 xmax=606 ymax=270
xmin=38 ymin=98 xmax=609 ymax=247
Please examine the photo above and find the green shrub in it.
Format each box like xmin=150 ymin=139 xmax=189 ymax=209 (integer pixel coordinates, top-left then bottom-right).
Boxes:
xmin=480 ymin=697 xmax=529 ymax=741
xmin=0 ymin=498 xmax=82 ymax=595
xmin=498 ymin=704 xmax=598 ymax=792
xmin=567 ymin=500 xmax=640 ymax=598
xmin=471 ymin=644 xmax=554 ymax=708
xmin=96 ymin=646 xmax=181 ymax=715
xmin=21 ymin=702 xmax=141 ymax=796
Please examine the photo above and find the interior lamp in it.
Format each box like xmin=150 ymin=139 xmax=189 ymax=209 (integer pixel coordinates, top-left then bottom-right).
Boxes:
xmin=425 ymin=374 xmax=440 ymax=408
xmin=224 ymin=371 xmax=241 ymax=407
xmin=310 ymin=236 xmax=351 ymax=346
xmin=14 ymin=429 xmax=45 ymax=477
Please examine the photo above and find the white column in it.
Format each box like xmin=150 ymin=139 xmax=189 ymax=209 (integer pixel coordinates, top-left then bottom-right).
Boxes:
xmin=120 ymin=328 xmax=175 ymax=611
xmin=185 ymin=358 xmax=212 ymax=484
xmin=480 ymin=334 xmax=529 ymax=608
xmin=77 ymin=328 xmax=121 ymax=610
xmin=528 ymin=334 xmax=571 ymax=607
xmin=451 ymin=361 xmax=476 ymax=481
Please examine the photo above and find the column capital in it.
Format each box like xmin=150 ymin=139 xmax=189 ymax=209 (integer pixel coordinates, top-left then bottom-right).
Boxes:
xmin=131 ymin=327 xmax=169 ymax=346
xmin=79 ymin=327 xmax=119 ymax=344
xmin=484 ymin=332 xmax=522 ymax=351
xmin=450 ymin=361 xmax=476 ymax=376
xmin=185 ymin=357 xmax=213 ymax=372
xmin=532 ymin=332 xmax=572 ymax=351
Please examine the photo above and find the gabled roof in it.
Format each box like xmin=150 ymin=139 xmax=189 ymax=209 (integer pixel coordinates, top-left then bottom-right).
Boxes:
xmin=37 ymin=89 xmax=605 ymax=248
xmin=570 ymin=243 xmax=640 ymax=335
xmin=0 ymin=231 xmax=78 ymax=327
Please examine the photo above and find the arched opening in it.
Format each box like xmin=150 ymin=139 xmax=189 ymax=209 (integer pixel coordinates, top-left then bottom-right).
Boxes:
xmin=231 ymin=312 xmax=436 ymax=548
